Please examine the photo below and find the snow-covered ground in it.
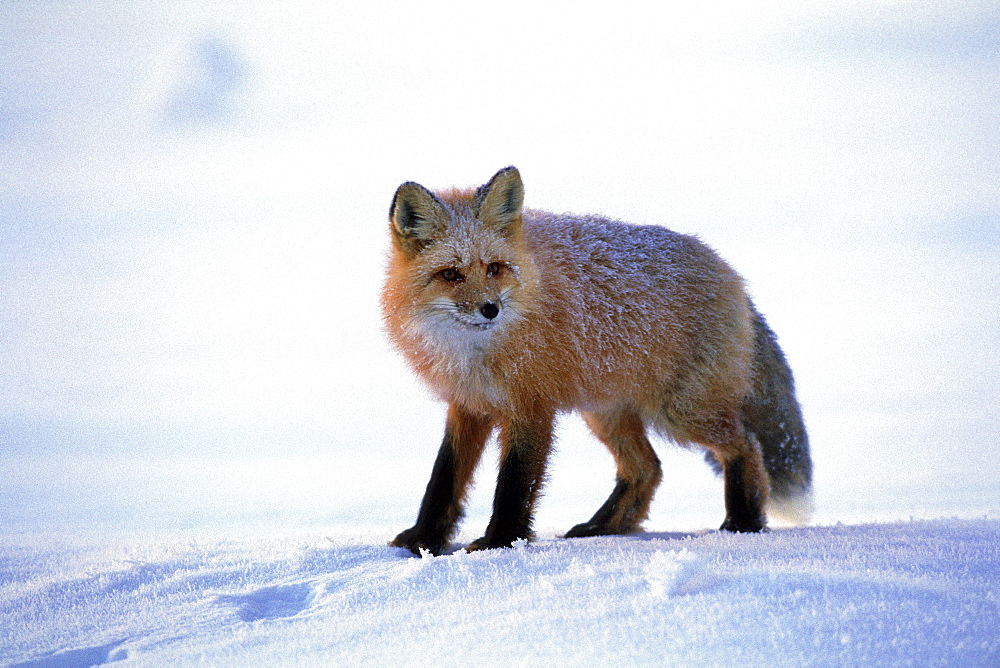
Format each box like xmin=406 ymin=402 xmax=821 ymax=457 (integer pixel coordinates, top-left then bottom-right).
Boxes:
xmin=2 ymin=1 xmax=998 ymax=665
xmin=3 ymin=520 xmax=998 ymax=666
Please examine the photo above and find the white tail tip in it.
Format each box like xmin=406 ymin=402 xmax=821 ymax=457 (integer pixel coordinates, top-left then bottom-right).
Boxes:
xmin=766 ymin=490 xmax=814 ymax=526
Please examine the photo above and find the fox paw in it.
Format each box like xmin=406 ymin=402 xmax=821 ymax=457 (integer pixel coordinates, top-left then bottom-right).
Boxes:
xmin=718 ymin=516 xmax=768 ymax=533
xmin=464 ymin=537 xmax=489 ymax=552
xmin=389 ymin=527 xmax=445 ymax=556
xmin=464 ymin=534 xmax=528 ymax=552
xmin=564 ymin=522 xmax=612 ymax=538
xmin=564 ymin=521 xmax=640 ymax=538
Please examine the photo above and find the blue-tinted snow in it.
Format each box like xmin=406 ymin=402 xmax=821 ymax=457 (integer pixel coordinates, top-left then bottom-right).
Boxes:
xmin=2 ymin=521 xmax=998 ymax=665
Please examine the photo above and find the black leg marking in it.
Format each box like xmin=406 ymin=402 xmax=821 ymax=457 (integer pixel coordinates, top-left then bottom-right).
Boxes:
xmin=391 ymin=438 xmax=459 ymax=555
xmin=719 ymin=455 xmax=767 ymax=533
xmin=472 ymin=445 xmax=537 ymax=550
xmin=564 ymin=479 xmax=630 ymax=538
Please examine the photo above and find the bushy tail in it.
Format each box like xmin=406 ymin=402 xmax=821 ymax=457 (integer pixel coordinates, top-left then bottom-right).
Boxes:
xmin=742 ymin=305 xmax=813 ymax=524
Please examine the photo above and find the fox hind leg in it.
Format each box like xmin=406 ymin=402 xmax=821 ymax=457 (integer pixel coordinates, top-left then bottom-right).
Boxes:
xmin=703 ymin=423 xmax=769 ymax=533
xmin=565 ymin=410 xmax=663 ymax=538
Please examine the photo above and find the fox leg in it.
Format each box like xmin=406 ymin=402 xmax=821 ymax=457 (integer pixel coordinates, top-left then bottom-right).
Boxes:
xmin=390 ymin=403 xmax=494 ymax=556
xmin=703 ymin=420 xmax=769 ymax=533
xmin=565 ymin=410 xmax=663 ymax=538
xmin=467 ymin=409 xmax=555 ymax=551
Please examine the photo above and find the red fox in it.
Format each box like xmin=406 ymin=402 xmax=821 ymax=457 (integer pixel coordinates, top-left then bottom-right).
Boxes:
xmin=383 ymin=166 xmax=812 ymax=555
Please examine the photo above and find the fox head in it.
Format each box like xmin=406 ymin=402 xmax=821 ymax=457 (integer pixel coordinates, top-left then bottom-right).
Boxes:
xmin=385 ymin=166 xmax=532 ymax=338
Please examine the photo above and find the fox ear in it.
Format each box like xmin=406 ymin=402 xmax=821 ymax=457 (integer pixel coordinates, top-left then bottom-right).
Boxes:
xmin=475 ymin=166 xmax=524 ymax=236
xmin=389 ymin=181 xmax=448 ymax=255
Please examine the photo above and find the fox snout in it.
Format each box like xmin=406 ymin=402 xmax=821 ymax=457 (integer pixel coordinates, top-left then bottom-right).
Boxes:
xmin=463 ymin=299 xmax=501 ymax=326
xmin=443 ymin=297 xmax=503 ymax=330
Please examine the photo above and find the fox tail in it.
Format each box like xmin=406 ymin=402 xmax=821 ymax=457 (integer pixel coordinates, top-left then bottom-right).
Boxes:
xmin=739 ymin=305 xmax=814 ymax=524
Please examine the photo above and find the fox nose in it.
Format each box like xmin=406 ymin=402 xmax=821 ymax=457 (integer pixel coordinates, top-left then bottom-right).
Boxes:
xmin=480 ymin=302 xmax=500 ymax=320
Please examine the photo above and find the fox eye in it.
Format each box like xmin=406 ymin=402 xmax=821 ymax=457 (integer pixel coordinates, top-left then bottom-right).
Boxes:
xmin=486 ymin=262 xmax=503 ymax=277
xmin=438 ymin=268 xmax=463 ymax=282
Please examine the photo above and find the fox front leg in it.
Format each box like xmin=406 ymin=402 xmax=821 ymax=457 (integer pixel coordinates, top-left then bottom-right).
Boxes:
xmin=390 ymin=405 xmax=492 ymax=556
xmin=467 ymin=411 xmax=554 ymax=551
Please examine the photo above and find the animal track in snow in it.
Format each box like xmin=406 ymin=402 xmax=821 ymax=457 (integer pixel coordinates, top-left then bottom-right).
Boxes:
xmin=11 ymin=639 xmax=128 ymax=667
xmin=644 ymin=549 xmax=712 ymax=597
xmin=222 ymin=582 xmax=318 ymax=622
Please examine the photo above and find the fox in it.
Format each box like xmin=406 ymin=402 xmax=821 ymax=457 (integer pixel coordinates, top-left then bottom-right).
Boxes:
xmin=383 ymin=166 xmax=812 ymax=556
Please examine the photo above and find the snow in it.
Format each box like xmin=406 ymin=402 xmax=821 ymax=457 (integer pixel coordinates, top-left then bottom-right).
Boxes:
xmin=2 ymin=1 xmax=999 ymax=665
xmin=3 ymin=521 xmax=998 ymax=665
